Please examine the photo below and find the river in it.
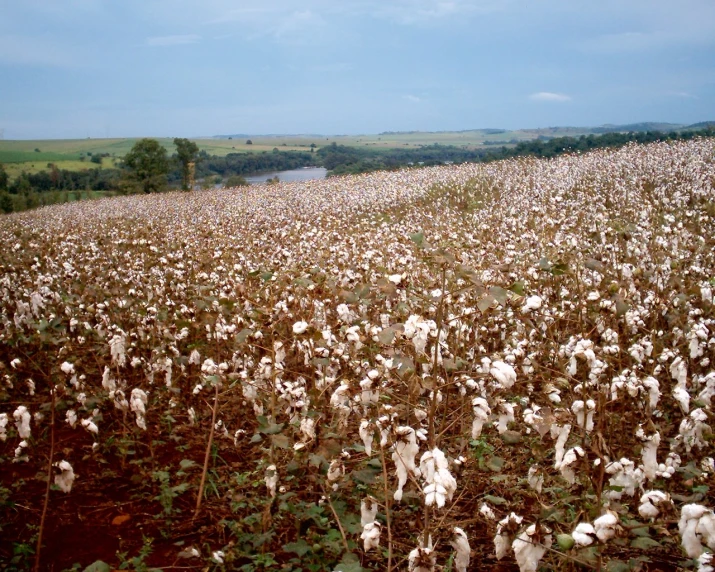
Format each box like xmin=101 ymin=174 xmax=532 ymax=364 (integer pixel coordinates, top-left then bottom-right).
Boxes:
xmin=244 ymin=167 xmax=327 ymax=184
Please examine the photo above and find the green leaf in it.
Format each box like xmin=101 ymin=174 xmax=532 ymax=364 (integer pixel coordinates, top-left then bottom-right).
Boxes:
xmin=334 ymin=552 xmax=364 ymax=572
xmin=351 ymin=469 xmax=380 ymax=485
xmin=500 ymin=430 xmax=522 ymax=444
xmin=259 ymin=422 xmax=285 ymax=435
xmin=509 ymin=281 xmax=525 ymax=296
xmin=606 ymin=561 xmax=632 ymax=572
xmin=486 ymin=456 xmax=505 ymax=472
xmin=489 ymin=286 xmax=509 ymax=305
xmin=378 ymin=327 xmax=396 ymax=345
xmin=477 ymin=295 xmax=496 ymax=313
xmin=283 ymin=539 xmax=312 ymax=557
xmin=585 ymin=258 xmax=606 ymax=273
xmin=409 ymin=232 xmax=424 ymax=247
xmin=271 ymin=434 xmax=291 ymax=449
xmin=630 ymin=537 xmax=661 ymax=550
xmin=83 ymin=562 xmax=111 ymax=572
xmin=179 ymin=459 xmax=197 ymax=470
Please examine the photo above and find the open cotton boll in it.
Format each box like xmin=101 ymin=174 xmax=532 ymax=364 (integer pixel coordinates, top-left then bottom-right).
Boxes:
xmin=490 ymin=361 xmax=517 ymax=390
xmin=638 ymin=490 xmax=672 ymax=520
xmin=130 ymin=388 xmax=148 ymax=430
xmin=572 ymin=522 xmax=597 ymax=546
xmin=66 ymin=409 xmax=77 ymax=428
xmin=594 ymin=510 xmax=620 ymax=543
xmin=480 ymin=502 xmax=496 ymax=520
xmin=60 ymin=361 xmax=75 ymax=375
xmin=496 ymin=401 xmax=515 ymax=434
xmin=679 ymin=504 xmax=715 ymax=558
xmin=361 ymin=521 xmax=381 ymax=551
xmin=495 ymin=513 xmax=523 ymax=559
xmin=552 ymin=424 xmax=571 ymax=469
xmin=392 ymin=426 xmax=420 ymax=501
xmin=559 ymin=447 xmax=584 ymax=485
xmin=698 ymin=552 xmax=714 ymax=572
xmin=678 ymin=409 xmax=711 ymax=453
xmin=327 ymin=459 xmax=344 ymax=490
xmin=292 ymin=321 xmax=308 ymax=334
xmin=512 ymin=523 xmax=552 ymax=572
xmin=636 ymin=426 xmax=660 ymax=480
xmin=408 ymin=546 xmax=435 ymax=572
xmin=450 ymin=527 xmax=470 ymax=572
xmin=471 ymin=397 xmax=491 ymax=438
xmin=0 ymin=413 xmax=8 ymax=441
xmin=522 ymin=295 xmax=543 ymax=313
xmin=527 ymin=465 xmax=543 ymax=493
xmin=54 ymin=460 xmax=76 ymax=493
xmin=358 ymin=419 xmax=373 ymax=455
xmin=81 ymin=418 xmax=98 ymax=434
xmin=571 ymin=400 xmax=595 ymax=432
xmin=361 ymin=496 xmax=378 ymax=527
xmin=265 ymin=464 xmax=278 ymax=498
xmin=13 ymin=406 xmax=31 ymax=439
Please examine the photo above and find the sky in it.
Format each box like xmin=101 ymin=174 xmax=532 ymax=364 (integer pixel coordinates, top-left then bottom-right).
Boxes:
xmin=1 ymin=0 xmax=714 ymax=139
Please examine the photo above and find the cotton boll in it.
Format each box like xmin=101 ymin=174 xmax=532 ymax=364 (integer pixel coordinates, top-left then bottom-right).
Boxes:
xmin=361 ymin=496 xmax=378 ymax=527
xmin=636 ymin=427 xmax=660 ymax=480
xmin=265 ymin=464 xmax=278 ymax=498
xmin=512 ymin=523 xmax=552 ymax=572
xmin=0 ymin=413 xmax=8 ymax=441
xmin=527 ymin=465 xmax=543 ymax=493
xmin=60 ymin=362 xmax=75 ymax=375
xmin=54 ymin=460 xmax=76 ymax=493
xmin=490 ymin=361 xmax=517 ymax=390
xmin=81 ymin=418 xmax=98 ymax=434
xmin=327 ymin=459 xmax=344 ymax=489
xmin=522 ymin=295 xmax=543 ymax=313
xmin=471 ymin=397 xmax=491 ymax=438
xmin=13 ymin=406 xmax=31 ymax=439
xmin=66 ymin=409 xmax=77 ymax=428
xmin=408 ymin=546 xmax=435 ymax=572
xmin=450 ymin=527 xmax=470 ymax=572
xmin=559 ymin=447 xmax=584 ymax=485
xmin=480 ymin=502 xmax=496 ymax=520
xmin=638 ymin=490 xmax=672 ymax=520
xmin=698 ymin=552 xmax=714 ymax=572
xmin=552 ymin=424 xmax=571 ymax=469
xmin=594 ymin=510 xmax=620 ymax=543
xmin=495 ymin=513 xmax=523 ymax=559
xmin=130 ymin=388 xmax=148 ymax=430
xmin=361 ymin=521 xmax=381 ymax=551
xmin=392 ymin=426 xmax=420 ymax=501
xmin=572 ymin=522 xmax=596 ymax=546
xmin=679 ymin=504 xmax=712 ymax=558
xmin=673 ymin=386 xmax=691 ymax=413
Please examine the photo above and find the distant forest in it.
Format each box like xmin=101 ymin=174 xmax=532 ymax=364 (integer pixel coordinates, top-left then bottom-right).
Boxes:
xmin=2 ymin=126 xmax=714 ymax=213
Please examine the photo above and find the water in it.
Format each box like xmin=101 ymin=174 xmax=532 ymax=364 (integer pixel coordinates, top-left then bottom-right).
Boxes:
xmin=244 ymin=167 xmax=327 ymax=184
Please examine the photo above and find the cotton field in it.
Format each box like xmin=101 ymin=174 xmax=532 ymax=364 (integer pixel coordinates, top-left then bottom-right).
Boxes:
xmin=1 ymin=139 xmax=714 ymax=570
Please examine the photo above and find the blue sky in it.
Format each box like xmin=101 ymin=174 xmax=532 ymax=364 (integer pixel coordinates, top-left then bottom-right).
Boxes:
xmin=1 ymin=0 xmax=714 ymax=139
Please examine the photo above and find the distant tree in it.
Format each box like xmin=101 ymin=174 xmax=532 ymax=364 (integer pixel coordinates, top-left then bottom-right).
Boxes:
xmin=246 ymin=139 xmax=253 ymax=145
xmin=225 ymin=175 xmax=249 ymax=187
xmin=0 ymin=163 xmax=8 ymax=191
xmin=123 ymin=138 xmax=169 ymax=194
xmin=0 ymin=192 xmax=13 ymax=213
xmin=173 ymin=137 xmax=200 ymax=190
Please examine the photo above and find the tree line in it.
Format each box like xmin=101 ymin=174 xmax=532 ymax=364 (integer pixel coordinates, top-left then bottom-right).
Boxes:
xmin=1 ymin=126 xmax=714 ymax=213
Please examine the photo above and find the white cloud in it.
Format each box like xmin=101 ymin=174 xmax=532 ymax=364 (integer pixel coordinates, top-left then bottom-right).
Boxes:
xmin=668 ymin=91 xmax=698 ymax=99
xmin=146 ymin=34 xmax=201 ymax=47
xmin=529 ymin=92 xmax=572 ymax=102
xmin=403 ymin=95 xmax=421 ymax=102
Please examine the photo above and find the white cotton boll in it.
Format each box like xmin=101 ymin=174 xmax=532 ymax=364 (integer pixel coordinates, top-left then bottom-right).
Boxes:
xmin=697 ymin=513 xmax=715 ymax=552
xmin=490 ymin=361 xmax=517 ymax=389
xmin=636 ymin=427 xmax=660 ymax=480
xmin=14 ymin=440 xmax=29 ymax=461
xmin=679 ymin=409 xmax=711 ymax=452
xmin=642 ymin=376 xmax=661 ymax=410
xmin=495 ymin=513 xmax=523 ymax=559
xmin=265 ymin=464 xmax=278 ymax=498
xmin=212 ymin=551 xmax=225 ymax=564
xmin=424 ymin=482 xmax=448 ymax=508
xmin=480 ymin=502 xmax=496 ymax=520
xmin=130 ymin=388 xmax=148 ymax=430
xmin=497 ymin=402 xmax=515 ymax=434
xmin=188 ymin=349 xmax=201 ymax=365
xmin=552 ymin=424 xmax=571 ymax=469
xmin=571 ymin=400 xmax=595 ymax=432
xmin=388 ymin=274 xmax=402 ymax=285
xmin=361 ymin=521 xmax=381 ymax=551
xmin=522 ymin=295 xmax=543 ymax=313
xmin=327 ymin=459 xmax=344 ymax=489
xmin=414 ymin=408 xmax=427 ymax=422
xmin=572 ymin=522 xmax=596 ymax=546
xmin=392 ymin=426 xmax=420 ymax=501
xmin=0 ymin=413 xmax=8 ymax=441
xmin=10 ymin=358 xmax=21 ymax=369
xmin=60 ymin=362 xmax=75 ymax=375
xmin=408 ymin=546 xmax=435 ymax=572
xmin=300 ymin=417 xmax=316 ymax=442
xmin=361 ymin=496 xmax=378 ymax=527
xmin=698 ymin=552 xmax=714 ymax=572
xmin=359 ymin=419 xmax=373 ymax=456
xmin=471 ymin=397 xmax=491 ymax=439
xmin=512 ymin=524 xmax=552 ymax=572
xmin=109 ymin=334 xmax=126 ymax=367
xmin=679 ymin=504 xmax=713 ymax=558
xmin=450 ymin=527 xmax=470 ymax=572
xmin=559 ymin=447 xmax=584 ymax=485
xmin=81 ymin=418 xmax=98 ymax=434
xmin=527 ymin=465 xmax=543 ymax=493
xmin=66 ymin=410 xmax=77 ymax=429
xmin=594 ymin=511 xmax=620 ymax=543
xmin=13 ymin=406 xmax=31 ymax=439
xmin=674 ymin=386 xmax=691 ymax=413
xmin=638 ymin=490 xmax=672 ymax=520
xmin=292 ymin=321 xmax=308 ymax=334
xmin=54 ymin=460 xmax=76 ymax=493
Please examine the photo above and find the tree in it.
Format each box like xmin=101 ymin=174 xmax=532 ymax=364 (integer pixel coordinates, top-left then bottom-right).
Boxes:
xmin=174 ymin=138 xmax=199 ymax=191
xmin=0 ymin=163 xmax=7 ymax=191
xmin=246 ymin=139 xmax=253 ymax=145
xmin=123 ymin=139 xmax=169 ymax=194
